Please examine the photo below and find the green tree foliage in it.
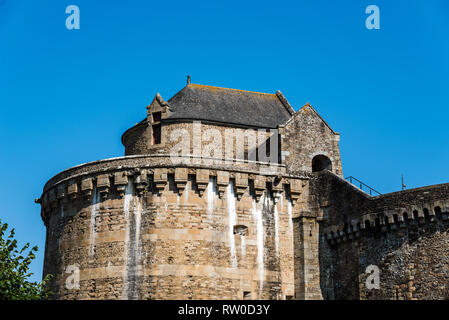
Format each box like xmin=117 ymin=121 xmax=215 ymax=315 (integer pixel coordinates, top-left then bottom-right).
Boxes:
xmin=0 ymin=219 xmax=52 ymax=300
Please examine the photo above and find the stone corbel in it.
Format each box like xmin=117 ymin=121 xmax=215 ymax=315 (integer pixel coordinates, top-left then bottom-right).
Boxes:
xmin=235 ymin=173 xmax=248 ymax=200
xmin=114 ymin=171 xmax=128 ymax=196
xmin=384 ymin=211 xmax=397 ymax=230
xmin=195 ymin=169 xmax=209 ymax=196
xmin=253 ymin=176 xmax=266 ymax=202
xmin=289 ymin=179 xmax=302 ymax=204
xmin=56 ymin=184 xmax=67 ymax=205
xmin=438 ymin=200 xmax=449 ymax=220
xmin=338 ymin=226 xmax=348 ymax=242
xmin=175 ymin=168 xmax=188 ymax=196
xmin=81 ymin=177 xmax=94 ymax=200
xmin=134 ymin=170 xmax=148 ymax=196
xmin=272 ymin=176 xmax=283 ymax=204
xmin=410 ymin=205 xmax=425 ymax=224
xmin=438 ymin=200 xmax=449 ymax=214
xmin=325 ymin=225 xmax=338 ymax=242
xmin=361 ymin=214 xmax=376 ymax=229
xmin=67 ymin=180 xmax=78 ymax=201
xmin=426 ymin=205 xmax=436 ymax=220
xmin=381 ymin=220 xmax=388 ymax=232
xmin=153 ymin=168 xmax=168 ymax=193
xmin=96 ymin=174 xmax=110 ymax=200
xmin=350 ymin=219 xmax=361 ymax=238
xmin=216 ymin=171 xmax=229 ymax=198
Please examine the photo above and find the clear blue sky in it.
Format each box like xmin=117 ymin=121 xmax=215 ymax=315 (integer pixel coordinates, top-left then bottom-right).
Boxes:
xmin=1 ymin=0 xmax=448 ymax=282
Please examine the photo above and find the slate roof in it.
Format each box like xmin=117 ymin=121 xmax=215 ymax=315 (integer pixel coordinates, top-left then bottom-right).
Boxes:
xmin=164 ymin=84 xmax=294 ymax=128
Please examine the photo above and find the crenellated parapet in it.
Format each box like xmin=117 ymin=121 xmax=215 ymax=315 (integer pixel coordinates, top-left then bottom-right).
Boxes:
xmin=306 ymin=170 xmax=449 ymax=300
xmin=322 ymin=184 xmax=449 ymax=245
xmin=38 ymin=155 xmax=311 ymax=226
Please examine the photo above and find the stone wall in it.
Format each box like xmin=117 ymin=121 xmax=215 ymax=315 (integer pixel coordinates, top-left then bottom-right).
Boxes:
xmin=314 ymin=170 xmax=449 ymax=300
xmin=122 ymin=123 xmax=151 ymax=156
xmin=123 ymin=120 xmax=275 ymax=166
xmin=280 ymin=104 xmax=342 ymax=177
xmin=123 ymin=102 xmax=343 ymax=178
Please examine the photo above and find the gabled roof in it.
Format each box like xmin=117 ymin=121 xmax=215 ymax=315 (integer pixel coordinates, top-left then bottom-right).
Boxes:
xmin=280 ymin=102 xmax=339 ymax=135
xmin=164 ymin=84 xmax=294 ymax=128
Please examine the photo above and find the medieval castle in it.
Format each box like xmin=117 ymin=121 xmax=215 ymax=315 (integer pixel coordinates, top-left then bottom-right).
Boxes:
xmin=37 ymin=81 xmax=449 ymax=300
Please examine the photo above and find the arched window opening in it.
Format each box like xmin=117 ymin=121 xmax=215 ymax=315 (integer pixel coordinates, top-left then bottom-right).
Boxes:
xmin=312 ymin=155 xmax=332 ymax=172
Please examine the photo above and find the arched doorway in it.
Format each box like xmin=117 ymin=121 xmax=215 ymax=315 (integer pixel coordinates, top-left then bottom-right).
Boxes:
xmin=312 ymin=155 xmax=332 ymax=172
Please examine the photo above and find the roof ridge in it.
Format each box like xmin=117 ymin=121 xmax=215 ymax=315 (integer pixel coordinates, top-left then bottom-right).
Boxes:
xmin=275 ymin=90 xmax=295 ymax=116
xmin=188 ymin=83 xmax=276 ymax=96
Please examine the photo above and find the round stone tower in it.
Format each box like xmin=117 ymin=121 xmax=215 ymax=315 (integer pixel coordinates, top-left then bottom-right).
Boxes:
xmin=38 ymin=82 xmax=449 ymax=300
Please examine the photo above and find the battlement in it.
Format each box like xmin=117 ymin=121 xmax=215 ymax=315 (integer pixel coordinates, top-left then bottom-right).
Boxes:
xmin=324 ymin=201 xmax=449 ymax=244
xmin=39 ymin=155 xmax=311 ymax=227
xmin=311 ymin=170 xmax=449 ymax=300
xmin=323 ymin=181 xmax=449 ymax=244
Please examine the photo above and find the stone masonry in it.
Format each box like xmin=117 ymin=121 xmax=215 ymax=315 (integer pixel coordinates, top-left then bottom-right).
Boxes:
xmin=37 ymin=82 xmax=449 ymax=300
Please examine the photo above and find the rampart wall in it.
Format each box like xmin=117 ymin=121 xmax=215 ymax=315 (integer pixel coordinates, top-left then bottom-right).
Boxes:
xmin=313 ymin=171 xmax=449 ymax=300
